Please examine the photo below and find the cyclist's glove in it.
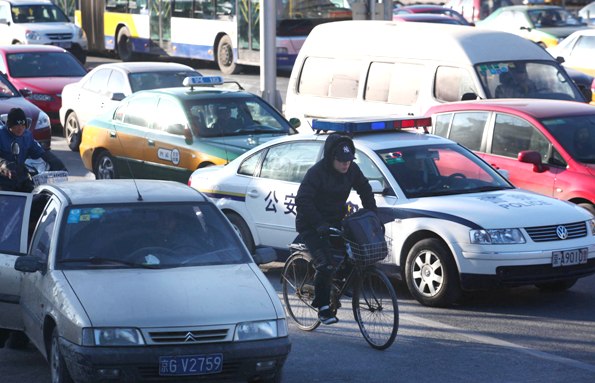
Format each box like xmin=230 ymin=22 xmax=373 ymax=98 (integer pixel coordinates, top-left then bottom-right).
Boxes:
xmin=0 ymin=161 xmax=12 ymax=178
xmin=316 ymin=224 xmax=331 ymax=237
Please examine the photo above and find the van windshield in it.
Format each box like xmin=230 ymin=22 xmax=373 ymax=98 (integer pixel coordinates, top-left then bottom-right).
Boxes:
xmin=475 ymin=61 xmax=583 ymax=102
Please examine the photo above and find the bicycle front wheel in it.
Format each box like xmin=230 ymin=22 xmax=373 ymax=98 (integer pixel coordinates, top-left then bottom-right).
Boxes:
xmin=352 ymin=267 xmax=399 ymax=350
xmin=281 ymin=252 xmax=320 ymax=331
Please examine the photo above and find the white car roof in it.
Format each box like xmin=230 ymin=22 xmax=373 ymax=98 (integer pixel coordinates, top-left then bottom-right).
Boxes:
xmin=89 ymin=62 xmax=198 ymax=74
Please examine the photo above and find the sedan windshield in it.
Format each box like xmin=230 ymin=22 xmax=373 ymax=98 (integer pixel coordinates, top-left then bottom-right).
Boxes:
xmin=58 ymin=202 xmax=251 ymax=269
xmin=7 ymin=52 xmax=87 ymax=78
xmin=541 ymin=115 xmax=595 ymax=164
xmin=378 ymin=143 xmax=513 ymax=198
xmin=476 ymin=61 xmax=583 ymax=102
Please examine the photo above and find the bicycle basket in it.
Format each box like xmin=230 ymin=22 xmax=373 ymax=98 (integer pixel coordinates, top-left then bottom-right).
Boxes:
xmin=345 ymin=235 xmax=391 ymax=266
xmin=32 ymin=170 xmax=69 ymax=187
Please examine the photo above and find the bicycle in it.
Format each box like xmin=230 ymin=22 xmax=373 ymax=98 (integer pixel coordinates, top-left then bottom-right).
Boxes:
xmin=281 ymin=227 xmax=399 ymax=350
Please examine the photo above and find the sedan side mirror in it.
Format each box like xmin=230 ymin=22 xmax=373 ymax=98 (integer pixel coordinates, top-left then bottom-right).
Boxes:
xmin=111 ymin=92 xmax=126 ymax=101
xmin=15 ymin=256 xmax=45 ymax=273
xmin=518 ymin=150 xmax=548 ymax=173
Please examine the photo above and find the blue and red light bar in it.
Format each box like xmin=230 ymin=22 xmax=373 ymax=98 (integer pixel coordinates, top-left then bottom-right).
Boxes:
xmin=312 ymin=116 xmax=432 ymax=134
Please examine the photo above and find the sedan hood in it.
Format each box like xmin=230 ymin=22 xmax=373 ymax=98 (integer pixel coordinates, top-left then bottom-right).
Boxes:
xmin=63 ymin=264 xmax=278 ymax=327
xmin=13 ymin=77 xmax=82 ymax=94
xmin=406 ymin=189 xmax=590 ymax=228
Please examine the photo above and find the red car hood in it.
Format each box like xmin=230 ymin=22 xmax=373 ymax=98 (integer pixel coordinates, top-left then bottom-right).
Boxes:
xmin=0 ymin=96 xmax=41 ymax=117
xmin=11 ymin=77 xmax=82 ymax=94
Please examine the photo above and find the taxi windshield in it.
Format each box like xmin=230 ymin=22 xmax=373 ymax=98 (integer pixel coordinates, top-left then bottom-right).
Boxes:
xmin=540 ymin=115 xmax=595 ymax=164
xmin=57 ymin=202 xmax=251 ymax=269
xmin=186 ymin=97 xmax=291 ymax=137
xmin=378 ymin=143 xmax=513 ymax=198
xmin=475 ymin=61 xmax=583 ymax=102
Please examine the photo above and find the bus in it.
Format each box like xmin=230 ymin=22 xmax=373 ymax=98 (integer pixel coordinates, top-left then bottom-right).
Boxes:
xmin=57 ymin=0 xmax=352 ymax=74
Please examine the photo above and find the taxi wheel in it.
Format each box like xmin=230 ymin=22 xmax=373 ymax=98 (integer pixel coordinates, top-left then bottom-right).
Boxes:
xmin=405 ymin=238 xmax=461 ymax=307
xmin=50 ymin=328 xmax=73 ymax=383
xmin=93 ymin=151 xmax=118 ymax=179
xmin=217 ymin=35 xmax=242 ymax=75
xmin=225 ymin=212 xmax=255 ymax=254
xmin=64 ymin=112 xmax=81 ymax=152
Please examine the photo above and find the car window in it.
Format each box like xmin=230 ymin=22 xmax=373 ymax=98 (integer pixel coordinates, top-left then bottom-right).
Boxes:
xmin=434 ymin=66 xmax=477 ymax=102
xmin=260 ymin=142 xmax=322 ymax=182
xmin=153 ymin=97 xmax=187 ymax=133
xmin=449 ymin=112 xmax=488 ymax=151
xmin=541 ymin=115 xmax=595 ymax=164
xmin=365 ymin=61 xmax=424 ymax=105
xmin=0 ymin=194 xmax=28 ymax=253
xmin=354 ymin=152 xmax=389 ymax=192
xmin=29 ymin=200 xmax=58 ymax=262
xmin=122 ymin=94 xmax=158 ymax=128
xmin=84 ymin=69 xmax=111 ymax=92
xmin=58 ymin=202 xmax=251 ymax=269
xmin=238 ymin=151 xmax=264 ymax=176
xmin=491 ymin=114 xmax=549 ymax=160
xmin=298 ymin=56 xmax=361 ymax=98
xmin=570 ymin=35 xmax=595 ymax=61
xmin=433 ymin=113 xmax=452 ymax=137
xmin=107 ymin=70 xmax=127 ymax=94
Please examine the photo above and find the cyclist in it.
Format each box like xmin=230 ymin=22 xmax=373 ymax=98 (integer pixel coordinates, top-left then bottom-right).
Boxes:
xmin=295 ymin=133 xmax=377 ymax=324
xmin=0 ymin=108 xmax=66 ymax=192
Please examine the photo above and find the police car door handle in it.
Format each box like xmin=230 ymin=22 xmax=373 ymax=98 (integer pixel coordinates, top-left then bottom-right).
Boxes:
xmin=247 ymin=189 xmax=259 ymax=198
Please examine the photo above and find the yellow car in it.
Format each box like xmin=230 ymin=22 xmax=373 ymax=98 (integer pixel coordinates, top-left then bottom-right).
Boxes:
xmin=80 ymin=76 xmax=298 ymax=183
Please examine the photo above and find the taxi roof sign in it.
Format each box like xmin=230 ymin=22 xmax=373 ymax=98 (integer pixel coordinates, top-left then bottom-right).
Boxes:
xmin=183 ymin=75 xmax=224 ymax=89
xmin=312 ymin=116 xmax=432 ymax=134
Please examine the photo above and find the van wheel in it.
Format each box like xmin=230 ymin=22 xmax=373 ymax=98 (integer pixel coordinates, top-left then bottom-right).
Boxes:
xmin=217 ymin=35 xmax=241 ymax=75
xmin=225 ymin=212 xmax=255 ymax=254
xmin=117 ymin=27 xmax=136 ymax=61
xmin=50 ymin=328 xmax=73 ymax=383
xmin=405 ymin=238 xmax=461 ymax=307
xmin=64 ymin=112 xmax=82 ymax=152
xmin=93 ymin=151 xmax=118 ymax=179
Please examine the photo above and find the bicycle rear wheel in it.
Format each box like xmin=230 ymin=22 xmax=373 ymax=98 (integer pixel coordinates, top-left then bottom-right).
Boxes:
xmin=281 ymin=252 xmax=320 ymax=331
xmin=352 ymin=267 xmax=399 ymax=350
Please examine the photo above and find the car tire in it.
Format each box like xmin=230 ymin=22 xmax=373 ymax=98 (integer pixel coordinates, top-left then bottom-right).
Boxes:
xmin=217 ymin=35 xmax=242 ymax=75
xmin=535 ymin=278 xmax=578 ymax=292
xmin=578 ymin=203 xmax=595 ymax=217
xmin=225 ymin=212 xmax=255 ymax=254
xmin=405 ymin=238 xmax=461 ymax=307
xmin=50 ymin=328 xmax=73 ymax=383
xmin=93 ymin=150 xmax=118 ymax=179
xmin=117 ymin=27 xmax=137 ymax=62
xmin=64 ymin=112 xmax=82 ymax=152
xmin=6 ymin=331 xmax=29 ymax=349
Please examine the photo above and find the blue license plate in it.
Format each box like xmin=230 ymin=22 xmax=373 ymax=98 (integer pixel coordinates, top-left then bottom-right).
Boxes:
xmin=159 ymin=353 xmax=223 ymax=376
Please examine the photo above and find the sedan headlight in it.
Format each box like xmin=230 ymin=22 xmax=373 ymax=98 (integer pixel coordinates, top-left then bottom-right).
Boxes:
xmin=25 ymin=30 xmax=42 ymax=41
xmin=234 ymin=319 xmax=287 ymax=341
xmin=470 ymin=228 xmax=526 ymax=244
xmin=28 ymin=93 xmax=54 ymax=102
xmin=82 ymin=328 xmax=145 ymax=346
xmin=34 ymin=111 xmax=51 ymax=130
xmin=590 ymin=219 xmax=595 ymax=236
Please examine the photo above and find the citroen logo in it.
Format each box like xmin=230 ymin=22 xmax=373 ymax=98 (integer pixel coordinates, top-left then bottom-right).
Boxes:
xmin=184 ymin=332 xmax=197 ymax=343
xmin=556 ymin=226 xmax=568 ymax=240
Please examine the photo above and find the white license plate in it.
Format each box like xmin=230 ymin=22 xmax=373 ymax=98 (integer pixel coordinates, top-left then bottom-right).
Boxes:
xmin=551 ymin=248 xmax=588 ymax=268
xmin=159 ymin=353 xmax=223 ymax=376
xmin=52 ymin=41 xmax=72 ymax=49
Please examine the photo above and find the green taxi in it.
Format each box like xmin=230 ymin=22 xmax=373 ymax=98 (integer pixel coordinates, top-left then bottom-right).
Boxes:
xmin=79 ymin=76 xmax=298 ymax=183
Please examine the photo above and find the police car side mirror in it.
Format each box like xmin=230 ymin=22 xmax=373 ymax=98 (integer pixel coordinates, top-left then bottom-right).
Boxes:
xmin=369 ymin=180 xmax=384 ymax=194
xmin=111 ymin=92 xmax=126 ymax=101
xmin=252 ymin=247 xmax=277 ymax=265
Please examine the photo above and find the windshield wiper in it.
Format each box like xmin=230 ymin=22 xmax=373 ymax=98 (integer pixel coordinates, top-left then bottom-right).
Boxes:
xmin=58 ymin=256 xmax=164 ymax=269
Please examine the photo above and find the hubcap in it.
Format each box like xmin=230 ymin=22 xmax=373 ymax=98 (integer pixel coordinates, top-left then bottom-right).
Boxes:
xmin=98 ymin=156 xmax=115 ymax=179
xmin=412 ymin=250 xmax=444 ymax=297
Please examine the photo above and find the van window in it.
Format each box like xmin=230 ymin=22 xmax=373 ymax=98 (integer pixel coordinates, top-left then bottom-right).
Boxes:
xmin=365 ymin=62 xmax=424 ymax=105
xmin=491 ymin=114 xmax=549 ymax=160
xmin=449 ymin=112 xmax=488 ymax=151
xmin=298 ymin=57 xmax=360 ymax=99
xmin=434 ymin=66 xmax=476 ymax=102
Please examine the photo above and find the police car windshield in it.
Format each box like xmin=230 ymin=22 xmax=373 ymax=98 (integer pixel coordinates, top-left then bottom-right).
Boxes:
xmin=377 ymin=143 xmax=513 ymax=198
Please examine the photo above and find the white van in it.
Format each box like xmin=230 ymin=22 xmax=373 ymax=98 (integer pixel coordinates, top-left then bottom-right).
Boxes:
xmin=285 ymin=20 xmax=588 ymax=132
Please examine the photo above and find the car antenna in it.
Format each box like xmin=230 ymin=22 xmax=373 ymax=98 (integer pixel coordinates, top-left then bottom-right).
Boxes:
xmin=112 ymin=119 xmax=143 ymax=201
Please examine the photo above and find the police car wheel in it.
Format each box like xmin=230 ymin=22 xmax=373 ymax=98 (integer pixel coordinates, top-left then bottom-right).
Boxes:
xmin=225 ymin=212 xmax=255 ymax=254
xmin=405 ymin=238 xmax=461 ymax=307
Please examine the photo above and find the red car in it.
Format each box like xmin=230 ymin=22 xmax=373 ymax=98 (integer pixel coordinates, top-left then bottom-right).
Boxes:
xmin=0 ymin=45 xmax=87 ymax=128
xmin=425 ymin=99 xmax=595 ymax=215
xmin=0 ymin=71 xmax=51 ymax=149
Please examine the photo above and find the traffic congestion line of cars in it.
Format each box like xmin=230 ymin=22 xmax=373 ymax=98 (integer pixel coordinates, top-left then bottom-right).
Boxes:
xmin=188 ymin=116 xmax=595 ymax=307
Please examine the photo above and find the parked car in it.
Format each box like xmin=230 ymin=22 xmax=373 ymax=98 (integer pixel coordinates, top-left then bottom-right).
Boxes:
xmin=476 ymin=5 xmax=590 ymax=48
xmin=0 ymin=179 xmax=289 ymax=382
xmin=548 ymin=28 xmax=595 ymax=78
xmin=393 ymin=4 xmax=472 ymax=25
xmin=425 ymin=99 xmax=595 ymax=215
xmin=0 ymin=71 xmax=51 ymax=148
xmin=578 ymin=1 xmax=595 ymax=25
xmin=0 ymin=44 xmax=87 ymax=128
xmin=79 ymin=76 xmax=298 ymax=183
xmin=564 ymin=67 xmax=595 ymax=104
xmin=0 ymin=0 xmax=88 ymax=63
xmin=60 ymin=61 xmax=201 ymax=151
xmin=189 ymin=116 xmax=595 ymax=307
xmin=444 ymin=0 xmax=515 ymax=23
xmin=392 ymin=13 xmax=470 ymax=25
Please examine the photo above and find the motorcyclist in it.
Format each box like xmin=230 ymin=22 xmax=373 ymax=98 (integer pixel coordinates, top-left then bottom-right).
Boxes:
xmin=0 ymin=108 xmax=66 ymax=192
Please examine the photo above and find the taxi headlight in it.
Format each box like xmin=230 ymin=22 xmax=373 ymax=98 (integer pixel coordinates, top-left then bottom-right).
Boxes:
xmin=82 ymin=328 xmax=145 ymax=346
xmin=470 ymin=228 xmax=526 ymax=244
xmin=234 ymin=319 xmax=286 ymax=341
xmin=34 ymin=111 xmax=51 ymax=130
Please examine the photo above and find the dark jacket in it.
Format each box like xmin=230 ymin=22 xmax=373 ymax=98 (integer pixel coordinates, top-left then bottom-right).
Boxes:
xmin=295 ymin=133 xmax=376 ymax=233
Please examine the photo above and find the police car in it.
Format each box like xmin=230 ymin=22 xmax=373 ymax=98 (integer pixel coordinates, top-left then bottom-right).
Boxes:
xmin=79 ymin=76 xmax=298 ymax=183
xmin=188 ymin=117 xmax=595 ymax=307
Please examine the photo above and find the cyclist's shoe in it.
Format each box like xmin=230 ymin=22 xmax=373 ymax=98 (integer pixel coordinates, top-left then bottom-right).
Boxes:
xmin=318 ymin=306 xmax=339 ymax=325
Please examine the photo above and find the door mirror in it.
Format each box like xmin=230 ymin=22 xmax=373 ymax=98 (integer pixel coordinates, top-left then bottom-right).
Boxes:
xmin=518 ymin=150 xmax=547 ymax=173
xmin=14 ymin=256 xmax=44 ymax=273
xmin=166 ymin=123 xmax=186 ymax=135
xmin=369 ymin=180 xmax=384 ymax=193
xmin=111 ymin=92 xmax=126 ymax=101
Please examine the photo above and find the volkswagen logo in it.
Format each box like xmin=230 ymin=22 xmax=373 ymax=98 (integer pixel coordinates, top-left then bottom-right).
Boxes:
xmin=184 ymin=332 xmax=197 ymax=343
xmin=556 ymin=225 xmax=568 ymax=240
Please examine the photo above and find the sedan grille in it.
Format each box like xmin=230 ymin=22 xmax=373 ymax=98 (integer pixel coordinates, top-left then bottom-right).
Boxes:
xmin=46 ymin=33 xmax=72 ymax=41
xmin=524 ymin=221 xmax=587 ymax=242
xmin=146 ymin=328 xmax=230 ymax=345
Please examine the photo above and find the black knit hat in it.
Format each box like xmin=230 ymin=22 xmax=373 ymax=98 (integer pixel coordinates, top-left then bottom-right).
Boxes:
xmin=7 ymin=108 xmax=27 ymax=128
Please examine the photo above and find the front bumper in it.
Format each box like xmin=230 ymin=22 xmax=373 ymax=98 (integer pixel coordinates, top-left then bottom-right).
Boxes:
xmin=60 ymin=336 xmax=291 ymax=382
